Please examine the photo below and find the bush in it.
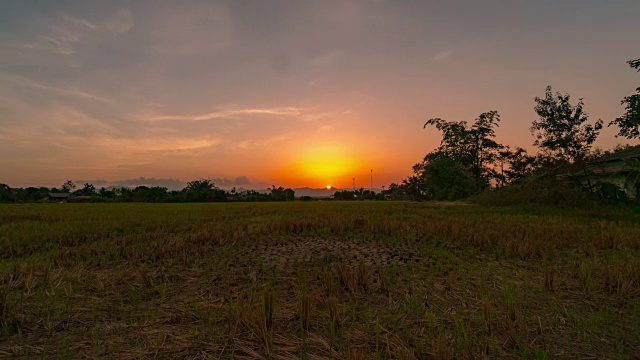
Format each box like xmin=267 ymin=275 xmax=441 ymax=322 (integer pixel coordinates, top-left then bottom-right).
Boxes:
xmin=421 ymin=156 xmax=475 ymax=201
xmin=472 ymin=180 xmax=596 ymax=209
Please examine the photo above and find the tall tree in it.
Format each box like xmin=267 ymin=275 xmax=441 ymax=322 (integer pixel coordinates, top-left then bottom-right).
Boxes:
xmin=531 ymin=86 xmax=602 ymax=165
xmin=609 ymin=58 xmax=640 ymax=139
xmin=424 ymin=111 xmax=502 ymax=191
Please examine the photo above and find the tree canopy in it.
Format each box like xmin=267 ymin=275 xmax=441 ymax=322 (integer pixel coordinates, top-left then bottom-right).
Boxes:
xmin=531 ymin=86 xmax=602 ymax=165
xmin=424 ymin=111 xmax=502 ymax=192
xmin=609 ymin=58 xmax=640 ymax=139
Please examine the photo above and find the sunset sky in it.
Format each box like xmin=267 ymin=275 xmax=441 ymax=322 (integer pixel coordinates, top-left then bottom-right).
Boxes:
xmin=1 ymin=0 xmax=639 ymax=189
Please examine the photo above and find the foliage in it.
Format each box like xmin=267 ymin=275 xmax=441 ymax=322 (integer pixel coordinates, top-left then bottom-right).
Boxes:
xmin=531 ymin=86 xmax=603 ymax=165
xmin=269 ymin=186 xmax=295 ymax=201
xmin=60 ymin=180 xmax=76 ymax=193
xmin=77 ymin=183 xmax=96 ymax=196
xmin=473 ymin=179 xmax=594 ymax=208
xmin=0 ymin=180 xmax=307 ymax=203
xmin=334 ymin=188 xmax=383 ymax=200
xmin=609 ymin=58 xmax=640 ymax=139
xmin=424 ymin=111 xmax=502 ymax=191
xmin=497 ymin=146 xmax=537 ymax=185
xmin=180 ymin=179 xmax=223 ymax=202
xmin=412 ymin=154 xmax=475 ymax=200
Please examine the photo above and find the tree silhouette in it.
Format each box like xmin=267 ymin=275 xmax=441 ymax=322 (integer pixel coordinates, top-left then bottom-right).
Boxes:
xmin=609 ymin=58 xmax=640 ymax=139
xmin=424 ymin=111 xmax=502 ymax=192
xmin=80 ymin=183 xmax=96 ymax=196
xmin=60 ymin=180 xmax=76 ymax=193
xmin=531 ymin=86 xmax=602 ymax=165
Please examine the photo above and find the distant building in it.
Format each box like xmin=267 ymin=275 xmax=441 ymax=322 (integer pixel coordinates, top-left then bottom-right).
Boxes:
xmin=589 ymin=145 xmax=640 ymax=199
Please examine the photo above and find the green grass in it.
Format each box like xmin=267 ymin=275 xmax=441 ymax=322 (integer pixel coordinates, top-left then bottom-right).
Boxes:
xmin=0 ymin=201 xmax=639 ymax=358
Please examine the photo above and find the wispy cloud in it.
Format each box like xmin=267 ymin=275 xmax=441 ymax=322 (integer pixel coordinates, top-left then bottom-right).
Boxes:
xmin=29 ymin=13 xmax=95 ymax=55
xmin=61 ymin=14 xmax=97 ymax=30
xmin=432 ymin=50 xmax=452 ymax=62
xmin=98 ymin=137 xmax=222 ymax=152
xmin=1 ymin=73 xmax=112 ymax=103
xmin=146 ymin=107 xmax=305 ymax=121
xmin=17 ymin=8 xmax=133 ymax=55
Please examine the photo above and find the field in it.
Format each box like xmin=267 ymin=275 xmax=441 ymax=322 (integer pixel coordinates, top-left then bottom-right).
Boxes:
xmin=0 ymin=202 xmax=639 ymax=359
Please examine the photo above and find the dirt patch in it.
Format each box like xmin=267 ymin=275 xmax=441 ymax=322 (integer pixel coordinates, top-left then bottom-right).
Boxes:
xmin=242 ymin=237 xmax=422 ymax=268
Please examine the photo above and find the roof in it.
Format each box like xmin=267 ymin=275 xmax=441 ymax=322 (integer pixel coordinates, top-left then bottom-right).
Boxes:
xmin=48 ymin=193 xmax=71 ymax=198
xmin=588 ymin=145 xmax=640 ymax=175
xmin=592 ymin=145 xmax=640 ymax=164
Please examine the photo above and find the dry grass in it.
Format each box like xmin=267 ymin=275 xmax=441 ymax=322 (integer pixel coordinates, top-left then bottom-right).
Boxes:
xmin=0 ymin=202 xmax=639 ymax=358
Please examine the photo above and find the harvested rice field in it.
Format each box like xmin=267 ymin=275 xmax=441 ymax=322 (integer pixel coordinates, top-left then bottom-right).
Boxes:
xmin=0 ymin=202 xmax=639 ymax=359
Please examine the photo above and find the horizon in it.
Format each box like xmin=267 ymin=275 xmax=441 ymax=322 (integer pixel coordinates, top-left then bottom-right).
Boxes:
xmin=2 ymin=1 xmax=639 ymax=189
xmin=6 ymin=177 xmax=382 ymax=193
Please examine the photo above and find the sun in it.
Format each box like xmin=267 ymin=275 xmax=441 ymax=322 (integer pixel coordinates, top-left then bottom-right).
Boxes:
xmin=326 ymin=185 xmax=332 ymax=190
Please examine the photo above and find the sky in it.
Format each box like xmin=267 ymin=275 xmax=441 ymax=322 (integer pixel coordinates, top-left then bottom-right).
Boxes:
xmin=1 ymin=0 xmax=639 ymax=190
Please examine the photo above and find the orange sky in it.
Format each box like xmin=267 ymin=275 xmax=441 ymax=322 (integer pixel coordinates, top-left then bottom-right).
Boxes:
xmin=1 ymin=1 xmax=639 ymax=189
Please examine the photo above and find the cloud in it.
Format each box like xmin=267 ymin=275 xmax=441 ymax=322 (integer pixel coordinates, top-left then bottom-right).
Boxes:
xmin=234 ymin=176 xmax=250 ymax=185
xmin=103 ymin=7 xmax=134 ymax=35
xmin=27 ymin=13 xmax=95 ymax=55
xmin=432 ymin=50 xmax=452 ymax=62
xmin=208 ymin=176 xmax=252 ymax=188
xmin=1 ymin=73 xmax=112 ymax=103
xmin=97 ymin=136 xmax=222 ymax=153
xmin=17 ymin=7 xmax=134 ymax=55
xmin=146 ymin=107 xmax=305 ymax=121
xmin=62 ymin=14 xmax=97 ymax=30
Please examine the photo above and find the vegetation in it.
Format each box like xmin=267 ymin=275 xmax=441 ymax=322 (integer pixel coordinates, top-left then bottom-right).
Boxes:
xmin=0 ymin=202 xmax=639 ymax=358
xmin=389 ymin=58 xmax=640 ymax=204
xmin=610 ymin=58 xmax=640 ymax=139
xmin=0 ymin=179 xmax=297 ymax=204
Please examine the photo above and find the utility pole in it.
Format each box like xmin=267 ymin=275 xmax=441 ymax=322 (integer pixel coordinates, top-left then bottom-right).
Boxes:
xmin=352 ymin=178 xmax=355 ymax=191
xmin=370 ymin=169 xmax=373 ymax=191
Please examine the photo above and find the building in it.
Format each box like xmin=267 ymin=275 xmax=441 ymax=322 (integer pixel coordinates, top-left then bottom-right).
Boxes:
xmin=589 ymin=145 xmax=640 ymax=199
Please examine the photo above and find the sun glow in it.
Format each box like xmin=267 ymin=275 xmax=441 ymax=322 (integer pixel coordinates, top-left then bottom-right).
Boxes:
xmin=280 ymin=143 xmax=365 ymax=188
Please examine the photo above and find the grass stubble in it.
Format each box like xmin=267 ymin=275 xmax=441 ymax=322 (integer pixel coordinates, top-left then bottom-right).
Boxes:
xmin=0 ymin=202 xmax=638 ymax=358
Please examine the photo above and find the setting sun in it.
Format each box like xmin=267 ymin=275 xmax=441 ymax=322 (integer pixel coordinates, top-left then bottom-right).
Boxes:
xmin=278 ymin=143 xmax=369 ymax=188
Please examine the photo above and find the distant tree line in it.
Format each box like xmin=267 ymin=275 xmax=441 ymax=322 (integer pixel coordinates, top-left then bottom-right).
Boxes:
xmin=0 ymin=179 xmax=296 ymax=203
xmin=333 ymin=188 xmax=385 ymax=201
xmin=385 ymin=58 xmax=640 ymax=206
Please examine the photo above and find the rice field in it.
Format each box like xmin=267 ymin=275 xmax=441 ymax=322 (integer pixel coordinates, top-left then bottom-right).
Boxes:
xmin=0 ymin=202 xmax=639 ymax=359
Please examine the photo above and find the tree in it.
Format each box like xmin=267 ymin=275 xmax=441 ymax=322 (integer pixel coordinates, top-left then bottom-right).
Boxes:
xmin=531 ymin=86 xmax=603 ymax=165
xmin=0 ymin=183 xmax=13 ymax=202
xmin=498 ymin=146 xmax=537 ymax=184
xmin=609 ymin=58 xmax=640 ymax=139
xmin=79 ymin=183 xmax=96 ymax=196
xmin=60 ymin=180 xmax=76 ymax=193
xmin=184 ymin=179 xmax=225 ymax=202
xmin=269 ymin=186 xmax=295 ymax=201
xmin=424 ymin=111 xmax=502 ymax=191
xmin=403 ymin=152 xmax=475 ymax=200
